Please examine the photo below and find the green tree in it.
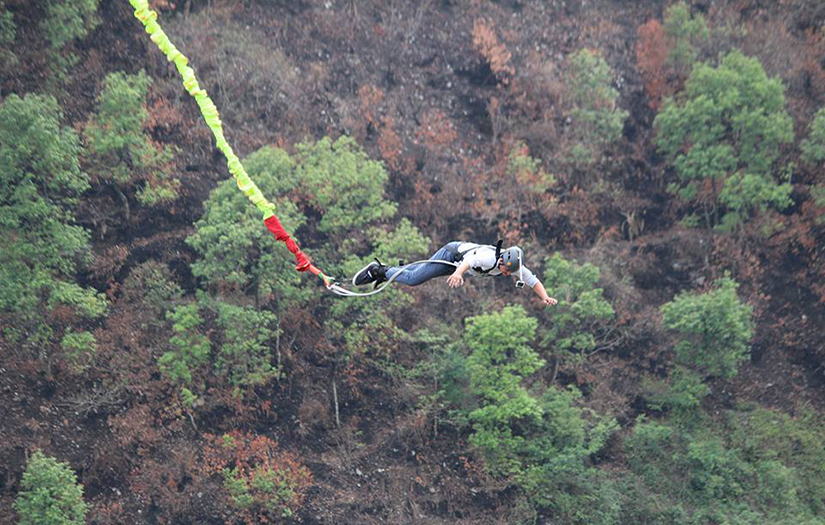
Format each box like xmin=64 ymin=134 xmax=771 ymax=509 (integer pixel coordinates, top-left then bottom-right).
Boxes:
xmin=294 ymin=136 xmax=397 ymax=235
xmin=0 ymin=94 xmax=106 ymax=357
xmin=15 ymin=450 xmax=87 ymax=525
xmin=159 ymin=303 xmax=211 ymax=385
xmin=462 ymin=307 xmax=618 ymax=521
xmin=655 ymin=50 xmax=793 ymax=228
xmin=508 ymin=141 xmax=555 ymax=194
xmin=540 ymin=254 xmax=615 ymax=368
xmin=663 ymin=1 xmax=709 ymax=74
xmin=465 ymin=306 xmax=545 ymax=474
xmin=41 ymin=0 xmax=99 ymax=80
xmin=660 ymin=276 xmax=754 ymax=379
xmin=84 ymin=71 xmax=179 ymax=206
xmin=566 ymin=49 xmax=628 ymax=167
xmin=187 ymin=146 xmax=310 ymax=310
xmin=159 ymin=298 xmax=279 ymax=397
xmin=801 ymin=107 xmax=825 ymax=168
xmin=0 ymin=2 xmax=16 ymax=67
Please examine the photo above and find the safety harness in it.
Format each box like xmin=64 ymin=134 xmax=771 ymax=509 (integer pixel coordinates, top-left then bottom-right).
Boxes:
xmin=445 ymin=240 xmax=504 ymax=274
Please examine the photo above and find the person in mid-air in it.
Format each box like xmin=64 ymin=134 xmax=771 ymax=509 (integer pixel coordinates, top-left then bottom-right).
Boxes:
xmin=353 ymin=241 xmax=558 ymax=306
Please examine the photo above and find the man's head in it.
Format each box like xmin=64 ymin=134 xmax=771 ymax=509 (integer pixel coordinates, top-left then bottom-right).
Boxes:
xmin=498 ymin=246 xmax=523 ymax=275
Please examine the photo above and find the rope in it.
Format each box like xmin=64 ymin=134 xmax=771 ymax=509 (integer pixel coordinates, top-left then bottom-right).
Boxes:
xmin=327 ymin=260 xmax=460 ymax=297
xmin=127 ymin=0 xmax=331 ymax=285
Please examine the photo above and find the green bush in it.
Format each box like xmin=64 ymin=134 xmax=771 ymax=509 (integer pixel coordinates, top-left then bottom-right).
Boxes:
xmin=566 ymin=49 xmax=628 ymax=167
xmin=159 ymin=298 xmax=279 ymax=396
xmin=0 ymin=94 xmax=106 ymax=352
xmin=187 ymin=146 xmax=310 ymax=310
xmin=624 ymin=408 xmax=825 ymax=524
xmin=15 ymin=450 xmax=87 ymax=525
xmin=294 ymin=136 xmax=397 ymax=234
xmin=457 ymin=306 xmax=618 ymax=522
xmin=0 ymin=2 xmax=16 ymax=66
xmin=663 ymin=1 xmax=709 ymax=73
xmin=508 ymin=141 xmax=555 ymax=193
xmin=540 ymin=254 xmax=615 ymax=367
xmin=660 ymin=276 xmax=754 ymax=379
xmin=465 ymin=306 xmax=545 ymax=475
xmin=41 ymin=0 xmax=99 ymax=80
xmin=655 ymin=49 xmax=793 ymax=228
xmin=801 ymin=107 xmax=825 ymax=168
xmin=84 ymin=71 xmax=179 ymax=205
xmin=159 ymin=303 xmax=211 ymax=385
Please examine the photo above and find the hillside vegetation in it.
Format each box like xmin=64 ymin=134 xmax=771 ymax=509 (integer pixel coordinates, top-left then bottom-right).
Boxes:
xmin=1 ymin=0 xmax=825 ymax=523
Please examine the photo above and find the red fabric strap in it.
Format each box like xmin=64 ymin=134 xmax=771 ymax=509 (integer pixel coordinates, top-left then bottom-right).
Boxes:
xmin=264 ymin=215 xmax=312 ymax=271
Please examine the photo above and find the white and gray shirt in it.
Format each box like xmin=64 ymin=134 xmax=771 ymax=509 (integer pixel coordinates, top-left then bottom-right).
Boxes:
xmin=456 ymin=243 xmax=539 ymax=287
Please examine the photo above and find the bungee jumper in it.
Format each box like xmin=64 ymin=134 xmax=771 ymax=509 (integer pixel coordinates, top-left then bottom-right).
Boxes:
xmin=127 ymin=1 xmax=557 ymax=305
xmin=350 ymin=241 xmax=558 ymax=306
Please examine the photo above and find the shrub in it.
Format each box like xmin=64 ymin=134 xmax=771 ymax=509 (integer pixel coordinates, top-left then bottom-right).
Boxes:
xmin=84 ymin=71 xmax=179 ymax=205
xmin=540 ymin=254 xmax=615 ymax=367
xmin=15 ymin=450 xmax=87 ymax=525
xmin=294 ymin=136 xmax=397 ymax=235
xmin=187 ymin=146 xmax=310 ymax=310
xmin=202 ymin=432 xmax=312 ymax=523
xmin=655 ymin=49 xmax=793 ymax=228
xmin=508 ymin=141 xmax=555 ymax=194
xmin=0 ymin=94 xmax=106 ymax=355
xmin=159 ymin=298 xmax=279 ymax=396
xmin=660 ymin=276 xmax=754 ymax=379
xmin=801 ymin=107 xmax=825 ymax=168
xmin=159 ymin=303 xmax=211 ymax=385
xmin=41 ymin=0 xmax=99 ymax=80
xmin=663 ymin=1 xmax=709 ymax=74
xmin=460 ymin=306 xmax=617 ymax=520
xmin=565 ymin=49 xmax=628 ymax=167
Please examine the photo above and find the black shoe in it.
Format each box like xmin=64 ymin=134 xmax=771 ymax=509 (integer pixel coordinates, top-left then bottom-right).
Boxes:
xmin=352 ymin=260 xmax=387 ymax=286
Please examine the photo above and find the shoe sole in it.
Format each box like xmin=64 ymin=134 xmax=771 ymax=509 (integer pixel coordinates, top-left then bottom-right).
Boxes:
xmin=352 ymin=261 xmax=377 ymax=286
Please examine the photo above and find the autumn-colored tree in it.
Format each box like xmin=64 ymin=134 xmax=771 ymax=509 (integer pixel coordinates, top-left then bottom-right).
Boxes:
xmin=201 ymin=432 xmax=312 ymax=523
xmin=636 ymin=2 xmax=709 ymax=109
xmin=472 ymin=18 xmax=514 ymax=83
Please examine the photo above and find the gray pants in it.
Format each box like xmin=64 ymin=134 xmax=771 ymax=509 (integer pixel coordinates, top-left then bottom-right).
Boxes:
xmin=384 ymin=242 xmax=460 ymax=286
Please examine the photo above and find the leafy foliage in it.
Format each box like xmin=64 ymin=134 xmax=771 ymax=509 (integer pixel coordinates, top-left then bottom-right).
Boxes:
xmin=40 ymin=0 xmax=99 ymax=80
xmin=566 ymin=49 xmax=628 ymax=167
xmin=84 ymin=71 xmax=179 ymax=205
xmin=661 ymin=277 xmax=754 ymax=379
xmin=458 ymin=306 xmax=617 ymax=520
xmin=801 ymin=107 xmax=825 ymax=167
xmin=624 ymin=407 xmax=825 ymax=524
xmin=159 ymin=303 xmax=211 ymax=385
xmin=540 ymin=254 xmax=615 ymax=366
xmin=655 ymin=50 xmax=793 ymax=228
xmin=465 ymin=305 xmax=545 ymax=474
xmin=663 ymin=1 xmax=710 ymax=73
xmin=159 ymin=298 xmax=279 ymax=395
xmin=202 ymin=432 xmax=312 ymax=523
xmin=508 ymin=141 xmax=555 ymax=194
xmin=294 ymin=136 xmax=397 ymax=235
xmin=0 ymin=94 xmax=106 ymax=353
xmin=0 ymin=2 xmax=16 ymax=66
xmin=15 ymin=450 xmax=87 ymax=525
xmin=187 ymin=146 xmax=310 ymax=310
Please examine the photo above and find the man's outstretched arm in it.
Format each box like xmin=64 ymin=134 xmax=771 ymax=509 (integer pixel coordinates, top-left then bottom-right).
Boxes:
xmin=532 ymin=281 xmax=558 ymax=306
xmin=447 ymin=261 xmax=471 ymax=288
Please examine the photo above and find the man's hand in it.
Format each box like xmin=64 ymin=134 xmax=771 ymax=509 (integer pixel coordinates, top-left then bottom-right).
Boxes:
xmin=447 ymin=272 xmax=465 ymax=289
xmin=541 ymin=296 xmax=558 ymax=306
